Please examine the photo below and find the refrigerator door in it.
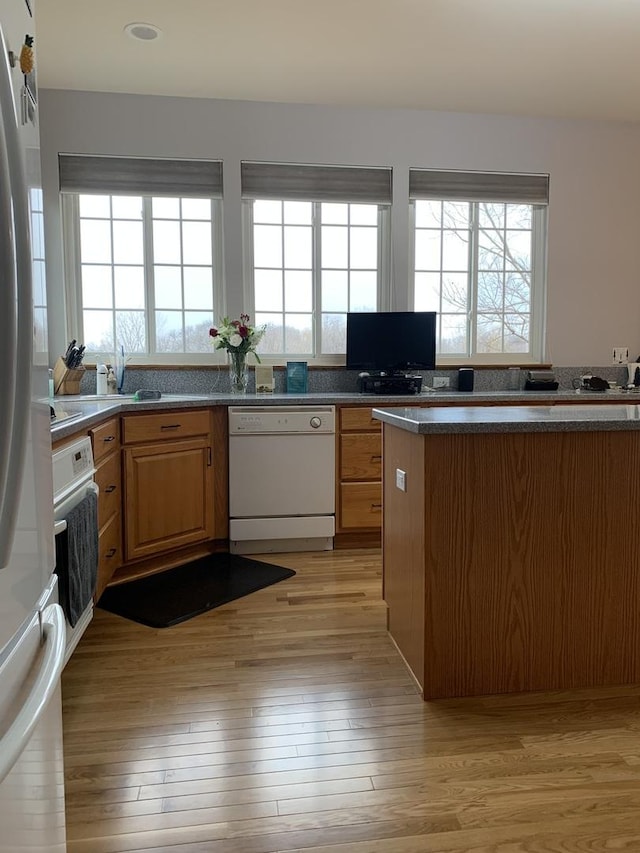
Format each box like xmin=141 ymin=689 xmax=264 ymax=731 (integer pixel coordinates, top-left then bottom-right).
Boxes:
xmin=0 ymin=1 xmax=65 ymax=848
xmin=0 ymin=2 xmax=54 ymax=653
xmin=0 ymin=588 xmax=66 ymax=852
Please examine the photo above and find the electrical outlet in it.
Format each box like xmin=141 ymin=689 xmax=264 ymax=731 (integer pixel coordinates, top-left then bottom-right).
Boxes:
xmin=613 ymin=347 xmax=629 ymax=364
xmin=433 ymin=376 xmax=450 ymax=388
xmin=395 ymin=469 xmax=406 ymax=492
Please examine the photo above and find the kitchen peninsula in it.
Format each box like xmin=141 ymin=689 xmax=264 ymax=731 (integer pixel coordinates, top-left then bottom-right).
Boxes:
xmin=374 ymin=404 xmax=640 ymax=700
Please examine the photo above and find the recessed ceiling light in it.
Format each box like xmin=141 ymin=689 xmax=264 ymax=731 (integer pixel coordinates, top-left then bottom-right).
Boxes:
xmin=124 ymin=22 xmax=162 ymax=42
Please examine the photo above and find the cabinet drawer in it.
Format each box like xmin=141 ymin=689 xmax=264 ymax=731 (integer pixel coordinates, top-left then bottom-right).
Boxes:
xmin=122 ymin=410 xmax=210 ymax=444
xmin=90 ymin=418 xmax=120 ymax=462
xmin=95 ymin=451 xmax=121 ymax=530
xmin=96 ymin=513 xmax=122 ymax=600
xmin=340 ymin=483 xmax=383 ymax=529
xmin=340 ymin=407 xmax=381 ymax=432
xmin=340 ymin=433 xmax=382 ymax=480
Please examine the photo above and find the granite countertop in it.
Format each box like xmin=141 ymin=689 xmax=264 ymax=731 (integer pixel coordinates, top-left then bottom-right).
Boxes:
xmin=50 ymin=388 xmax=640 ymax=441
xmin=372 ymin=403 xmax=640 ymax=434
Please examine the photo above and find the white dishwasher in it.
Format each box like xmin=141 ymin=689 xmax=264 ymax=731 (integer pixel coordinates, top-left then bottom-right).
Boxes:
xmin=228 ymin=405 xmax=335 ymax=554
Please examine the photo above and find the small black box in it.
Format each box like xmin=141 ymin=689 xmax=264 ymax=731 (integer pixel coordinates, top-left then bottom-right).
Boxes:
xmin=457 ymin=368 xmax=474 ymax=392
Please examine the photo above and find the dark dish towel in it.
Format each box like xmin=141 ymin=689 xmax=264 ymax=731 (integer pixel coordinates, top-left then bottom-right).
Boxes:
xmin=55 ymin=490 xmax=99 ymax=627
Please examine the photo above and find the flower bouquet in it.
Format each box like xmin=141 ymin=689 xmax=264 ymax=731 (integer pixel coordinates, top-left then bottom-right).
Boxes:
xmin=209 ymin=313 xmax=266 ymax=394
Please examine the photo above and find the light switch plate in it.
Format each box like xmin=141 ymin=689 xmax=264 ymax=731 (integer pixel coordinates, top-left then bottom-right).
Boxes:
xmin=433 ymin=376 xmax=450 ymax=388
xmin=396 ymin=469 xmax=406 ymax=491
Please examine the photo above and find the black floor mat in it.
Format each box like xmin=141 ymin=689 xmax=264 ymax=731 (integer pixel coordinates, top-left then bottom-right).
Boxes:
xmin=97 ymin=553 xmax=296 ymax=628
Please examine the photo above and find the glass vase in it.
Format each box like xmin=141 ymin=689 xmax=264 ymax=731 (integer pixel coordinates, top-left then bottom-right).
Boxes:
xmin=228 ymin=350 xmax=249 ymax=394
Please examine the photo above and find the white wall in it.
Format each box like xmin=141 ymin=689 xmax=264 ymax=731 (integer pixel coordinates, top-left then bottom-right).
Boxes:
xmin=39 ymin=89 xmax=640 ymax=366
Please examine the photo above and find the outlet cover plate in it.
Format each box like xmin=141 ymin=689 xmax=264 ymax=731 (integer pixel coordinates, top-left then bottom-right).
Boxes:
xmin=433 ymin=376 xmax=450 ymax=388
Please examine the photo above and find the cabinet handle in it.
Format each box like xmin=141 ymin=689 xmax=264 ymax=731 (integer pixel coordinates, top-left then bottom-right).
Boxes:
xmin=105 ymin=485 xmax=116 ymax=493
xmin=370 ymin=455 xmax=382 ymax=461
xmin=105 ymin=548 xmax=117 ymax=558
xmin=103 ymin=435 xmax=115 ymax=443
xmin=160 ymin=424 xmax=181 ymax=430
xmin=207 ymin=447 xmax=212 ymax=467
xmin=371 ymin=503 xmax=382 ymax=510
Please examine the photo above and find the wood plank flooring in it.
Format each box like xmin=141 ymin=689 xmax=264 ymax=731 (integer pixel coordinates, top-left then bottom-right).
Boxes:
xmin=62 ymin=549 xmax=640 ymax=852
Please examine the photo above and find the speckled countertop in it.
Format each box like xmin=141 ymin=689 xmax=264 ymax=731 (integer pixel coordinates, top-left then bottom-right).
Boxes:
xmin=372 ymin=403 xmax=640 ymax=434
xmin=50 ymin=388 xmax=640 ymax=442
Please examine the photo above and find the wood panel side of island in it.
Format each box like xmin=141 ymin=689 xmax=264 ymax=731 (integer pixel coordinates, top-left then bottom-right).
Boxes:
xmin=382 ymin=427 xmax=426 ymax=691
xmin=382 ymin=425 xmax=640 ymax=700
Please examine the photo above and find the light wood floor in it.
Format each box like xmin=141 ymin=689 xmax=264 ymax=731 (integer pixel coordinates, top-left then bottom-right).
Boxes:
xmin=62 ymin=549 xmax=640 ymax=852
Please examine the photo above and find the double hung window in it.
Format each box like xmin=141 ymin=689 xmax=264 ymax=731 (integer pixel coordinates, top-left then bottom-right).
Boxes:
xmin=410 ymin=169 xmax=549 ymax=362
xmin=241 ymin=162 xmax=392 ymax=359
xmin=59 ymin=154 xmax=223 ymax=359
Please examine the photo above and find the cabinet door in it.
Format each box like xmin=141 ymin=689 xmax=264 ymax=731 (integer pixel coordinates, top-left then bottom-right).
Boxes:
xmin=123 ymin=438 xmax=213 ymax=562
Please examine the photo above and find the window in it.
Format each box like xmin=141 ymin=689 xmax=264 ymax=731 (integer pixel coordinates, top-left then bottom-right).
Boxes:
xmin=59 ymin=155 xmax=222 ymax=359
xmin=242 ymin=162 xmax=392 ymax=359
xmin=410 ymin=169 xmax=548 ymax=363
xmin=30 ymin=186 xmax=47 ymax=357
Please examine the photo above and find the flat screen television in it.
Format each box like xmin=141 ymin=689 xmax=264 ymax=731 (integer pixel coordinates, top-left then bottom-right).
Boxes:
xmin=345 ymin=311 xmax=437 ymax=373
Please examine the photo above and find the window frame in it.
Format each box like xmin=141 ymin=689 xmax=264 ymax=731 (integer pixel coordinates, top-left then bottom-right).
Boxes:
xmin=241 ymin=198 xmax=392 ymax=365
xmin=61 ymin=193 xmax=225 ymax=364
xmin=409 ymin=199 xmax=548 ymax=365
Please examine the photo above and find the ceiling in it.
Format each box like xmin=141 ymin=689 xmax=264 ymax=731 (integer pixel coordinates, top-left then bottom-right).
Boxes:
xmin=35 ymin=0 xmax=640 ymax=122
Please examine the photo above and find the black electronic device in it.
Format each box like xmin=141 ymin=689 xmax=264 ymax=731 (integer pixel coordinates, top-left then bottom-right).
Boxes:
xmin=457 ymin=368 xmax=474 ymax=392
xmin=346 ymin=311 xmax=437 ymax=373
xmin=357 ymin=372 xmax=423 ymax=395
xmin=524 ymin=370 xmax=559 ymax=391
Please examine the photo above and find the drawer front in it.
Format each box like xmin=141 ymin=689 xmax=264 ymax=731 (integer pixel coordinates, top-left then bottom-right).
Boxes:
xmin=90 ymin=418 xmax=120 ymax=462
xmin=95 ymin=451 xmax=121 ymax=530
xmin=340 ymin=482 xmax=383 ymax=529
xmin=341 ymin=433 xmax=382 ymax=481
xmin=340 ymin=407 xmax=381 ymax=433
xmin=96 ymin=513 xmax=122 ymax=599
xmin=122 ymin=410 xmax=210 ymax=444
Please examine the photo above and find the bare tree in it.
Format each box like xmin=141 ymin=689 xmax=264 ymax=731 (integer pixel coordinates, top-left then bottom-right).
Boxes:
xmin=115 ymin=311 xmax=146 ymax=353
xmin=438 ymin=202 xmax=532 ymax=353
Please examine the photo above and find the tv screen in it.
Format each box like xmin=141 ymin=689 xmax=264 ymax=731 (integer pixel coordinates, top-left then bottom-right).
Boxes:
xmin=346 ymin=311 xmax=437 ymax=372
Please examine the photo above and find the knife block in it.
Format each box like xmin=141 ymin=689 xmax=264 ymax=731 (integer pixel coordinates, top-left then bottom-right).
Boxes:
xmin=53 ymin=356 xmax=85 ymax=395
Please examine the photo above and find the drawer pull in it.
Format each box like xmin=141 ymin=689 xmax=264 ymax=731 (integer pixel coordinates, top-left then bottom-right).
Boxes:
xmin=160 ymin=424 xmax=181 ymax=431
xmin=105 ymin=548 xmax=117 ymax=558
xmin=102 ymin=435 xmax=115 ymax=443
xmin=370 ymin=455 xmax=382 ymax=461
xmin=105 ymin=485 xmax=117 ymax=493
xmin=371 ymin=503 xmax=382 ymax=510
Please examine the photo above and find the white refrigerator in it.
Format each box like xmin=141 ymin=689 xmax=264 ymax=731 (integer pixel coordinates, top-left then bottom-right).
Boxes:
xmin=0 ymin=0 xmax=67 ymax=849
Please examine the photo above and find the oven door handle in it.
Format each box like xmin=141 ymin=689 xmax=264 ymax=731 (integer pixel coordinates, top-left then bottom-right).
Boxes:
xmin=53 ymin=482 xmax=99 ymax=539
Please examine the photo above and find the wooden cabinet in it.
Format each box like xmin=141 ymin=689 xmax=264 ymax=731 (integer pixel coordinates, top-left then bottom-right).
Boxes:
xmin=122 ymin=410 xmax=214 ymax=563
xmin=337 ymin=407 xmax=385 ymax=537
xmin=89 ymin=417 xmax=122 ymax=599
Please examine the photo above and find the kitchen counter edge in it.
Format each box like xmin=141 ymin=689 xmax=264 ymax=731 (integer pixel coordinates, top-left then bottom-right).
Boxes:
xmin=372 ymin=403 xmax=640 ymax=434
xmin=50 ymin=389 xmax=640 ymax=442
